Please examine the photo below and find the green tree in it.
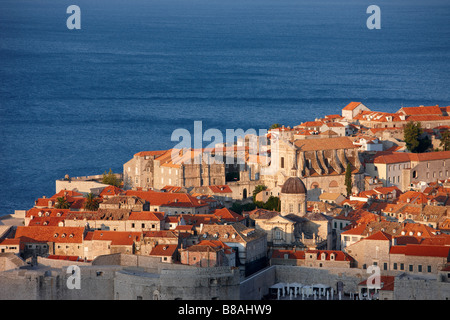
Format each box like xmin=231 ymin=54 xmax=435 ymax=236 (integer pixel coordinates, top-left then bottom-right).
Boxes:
xmin=269 ymin=123 xmax=281 ymax=130
xmin=102 ymin=168 xmax=121 ymax=187
xmin=230 ymin=202 xmax=256 ymax=215
xmin=84 ymin=193 xmax=99 ymax=211
xmin=55 ymin=197 xmax=70 ymax=209
xmin=404 ymin=121 xmax=431 ymax=153
xmin=440 ymin=130 xmax=450 ymax=151
xmin=344 ymin=163 xmax=352 ymax=197
xmin=264 ymin=196 xmax=281 ymax=211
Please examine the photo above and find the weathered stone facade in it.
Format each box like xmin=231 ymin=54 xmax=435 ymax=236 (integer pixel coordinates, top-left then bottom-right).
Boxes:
xmin=262 ymin=137 xmax=364 ymax=199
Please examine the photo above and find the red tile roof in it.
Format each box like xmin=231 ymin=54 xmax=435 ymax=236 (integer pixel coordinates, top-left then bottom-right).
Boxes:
xmin=271 ymin=249 xmax=306 ymax=260
xmin=128 ymin=211 xmax=165 ymax=221
xmin=0 ymin=238 xmax=21 ymax=246
xmin=372 ymin=150 xmax=450 ymax=164
xmin=359 ymin=276 xmax=395 ymax=291
xmin=99 ymin=186 xmax=124 ymax=198
xmin=51 ymin=190 xmax=84 ymax=199
xmin=398 ymin=105 xmax=442 ymax=115
xmin=213 ymin=208 xmax=245 ymax=222
xmin=26 ymin=208 xmax=70 ymax=218
xmin=149 ymin=244 xmax=178 ymax=257
xmin=364 ymin=231 xmax=392 ymax=241
xmin=161 ymin=185 xmax=183 ymax=193
xmin=294 ymin=136 xmax=358 ymax=151
xmin=28 ymin=216 xmax=66 ymax=227
xmin=390 ymin=244 xmax=450 ymax=258
xmin=47 ymin=255 xmax=87 ymax=262
xmin=343 ymin=102 xmax=362 ymax=111
xmin=15 ymin=226 xmax=85 ymax=243
xmin=309 ymin=250 xmax=354 ymax=261
xmin=189 ymin=240 xmax=234 ymax=254
xmin=208 ymin=185 xmax=232 ymax=194
xmin=125 ymin=190 xmax=208 ymax=208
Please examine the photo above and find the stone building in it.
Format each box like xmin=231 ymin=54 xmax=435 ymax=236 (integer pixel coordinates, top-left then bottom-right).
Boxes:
xmin=122 ymin=148 xmax=229 ymax=190
xmin=262 ymin=136 xmax=364 ymax=199
xmin=83 ymin=230 xmax=142 ymax=260
xmin=365 ymin=151 xmax=450 ymax=191
xmin=341 ymin=102 xmax=371 ymax=120
xmin=279 ymin=176 xmax=307 ymax=217
xmin=99 ymin=195 xmax=148 ymax=212
xmin=198 ymin=222 xmax=267 ymax=277
xmin=344 ymin=230 xmax=450 ymax=274
xmin=179 ymin=240 xmax=236 ymax=268
xmin=14 ymin=226 xmax=85 ymax=259
xmin=270 ymin=248 xmax=354 ymax=268
xmin=124 ymin=190 xmax=210 ymax=215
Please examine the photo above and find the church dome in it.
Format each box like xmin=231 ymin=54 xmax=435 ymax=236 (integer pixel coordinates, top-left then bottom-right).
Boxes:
xmin=281 ymin=177 xmax=307 ymax=194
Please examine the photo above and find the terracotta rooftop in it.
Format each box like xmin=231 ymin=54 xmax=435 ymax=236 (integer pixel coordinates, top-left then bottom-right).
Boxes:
xmin=149 ymin=244 xmax=178 ymax=257
xmin=294 ymin=136 xmax=357 ymax=151
xmin=343 ymin=102 xmax=363 ymax=111
xmin=390 ymin=244 xmax=450 ymax=258
xmin=125 ymin=190 xmax=208 ymax=208
xmin=15 ymin=226 xmax=85 ymax=243
xmin=213 ymin=207 xmax=245 ymax=222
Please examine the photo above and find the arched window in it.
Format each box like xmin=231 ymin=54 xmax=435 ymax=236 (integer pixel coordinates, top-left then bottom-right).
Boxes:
xmin=329 ymin=181 xmax=338 ymax=188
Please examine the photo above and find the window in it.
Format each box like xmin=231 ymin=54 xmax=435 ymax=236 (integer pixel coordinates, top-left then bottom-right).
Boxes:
xmin=275 ymin=230 xmax=282 ymax=240
xmin=384 ymin=263 xmax=388 ymax=270
xmin=418 ymin=265 xmax=422 ymax=273
xmin=400 ymin=263 xmax=404 ymax=270
xmin=393 ymin=263 xmax=398 ymax=270
xmin=281 ymin=157 xmax=285 ymax=169
xmin=428 ymin=265 xmax=432 ymax=273
xmin=409 ymin=265 xmax=414 ymax=272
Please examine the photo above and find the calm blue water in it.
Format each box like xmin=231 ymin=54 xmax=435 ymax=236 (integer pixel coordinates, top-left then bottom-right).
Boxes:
xmin=0 ymin=0 xmax=449 ymax=215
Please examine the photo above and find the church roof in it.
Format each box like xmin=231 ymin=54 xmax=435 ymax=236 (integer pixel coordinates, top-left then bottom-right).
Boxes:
xmin=281 ymin=177 xmax=307 ymax=194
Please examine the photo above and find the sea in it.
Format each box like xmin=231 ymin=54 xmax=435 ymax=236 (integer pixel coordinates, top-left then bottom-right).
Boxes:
xmin=0 ymin=0 xmax=449 ymax=216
